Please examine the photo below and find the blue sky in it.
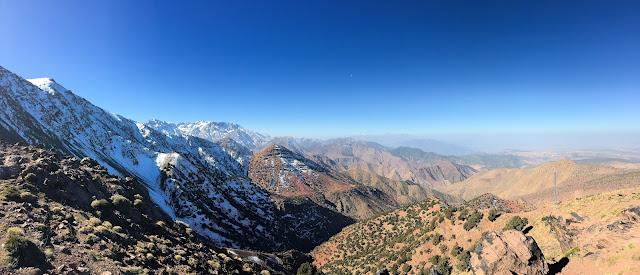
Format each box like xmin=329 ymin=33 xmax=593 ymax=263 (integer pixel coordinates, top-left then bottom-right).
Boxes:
xmin=1 ymin=0 xmax=639 ymax=138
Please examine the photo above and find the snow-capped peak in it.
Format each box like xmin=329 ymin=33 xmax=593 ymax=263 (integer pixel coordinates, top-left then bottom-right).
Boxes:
xmin=144 ymin=119 xmax=271 ymax=149
xmin=27 ymin=77 xmax=69 ymax=95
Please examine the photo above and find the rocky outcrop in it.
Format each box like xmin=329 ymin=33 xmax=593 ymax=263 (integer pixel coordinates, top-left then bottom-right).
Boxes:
xmin=606 ymin=206 xmax=640 ymax=233
xmin=470 ymin=230 xmax=548 ymax=275
xmin=542 ymin=214 xmax=579 ymax=252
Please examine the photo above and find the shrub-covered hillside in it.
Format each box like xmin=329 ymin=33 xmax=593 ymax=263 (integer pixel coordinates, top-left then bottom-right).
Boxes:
xmin=311 ymin=197 xmax=530 ymax=275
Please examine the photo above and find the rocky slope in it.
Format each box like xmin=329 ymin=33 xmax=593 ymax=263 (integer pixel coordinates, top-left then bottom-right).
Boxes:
xmin=512 ymin=187 xmax=640 ymax=275
xmin=0 ymin=140 xmax=306 ymax=274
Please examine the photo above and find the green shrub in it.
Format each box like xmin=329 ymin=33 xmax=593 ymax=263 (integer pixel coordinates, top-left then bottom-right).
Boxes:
xmin=450 ymin=243 xmax=463 ymax=257
xmin=2 ymin=186 xmax=21 ymax=201
xmin=434 ymin=256 xmax=451 ymax=275
xmin=175 ymin=220 xmax=190 ymax=229
xmin=86 ymin=234 xmax=100 ymax=244
xmin=102 ymin=221 xmax=113 ymax=229
xmin=297 ymin=262 xmax=323 ymax=275
xmin=444 ymin=207 xmax=457 ymax=220
xmin=24 ymin=173 xmax=37 ymax=183
xmin=458 ymin=208 xmax=469 ymax=221
xmin=456 ymin=250 xmax=471 ymax=272
xmin=4 ymin=227 xmax=47 ymax=267
xmin=503 ymin=216 xmax=529 ymax=231
xmin=19 ymin=192 xmax=37 ymax=203
xmin=110 ymin=194 xmax=132 ymax=214
xmin=439 ymin=244 xmax=448 ymax=254
xmin=91 ymin=199 xmax=110 ymax=212
xmin=463 ymin=210 xmax=483 ymax=231
xmin=79 ymin=226 xmax=93 ymax=234
xmin=88 ymin=217 xmax=102 ymax=226
xmin=56 ymin=229 xmax=76 ymax=241
xmin=93 ymin=226 xmax=113 ymax=238
xmin=488 ymin=209 xmax=500 ymax=222
xmin=432 ymin=233 xmax=443 ymax=245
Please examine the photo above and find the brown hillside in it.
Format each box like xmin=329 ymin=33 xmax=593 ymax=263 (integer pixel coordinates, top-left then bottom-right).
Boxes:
xmin=441 ymin=159 xmax=630 ymax=204
xmin=344 ymin=168 xmax=463 ymax=205
xmin=248 ymin=145 xmax=461 ymax=220
xmin=303 ymin=140 xmax=476 ymax=188
xmin=249 ymin=145 xmax=398 ymax=219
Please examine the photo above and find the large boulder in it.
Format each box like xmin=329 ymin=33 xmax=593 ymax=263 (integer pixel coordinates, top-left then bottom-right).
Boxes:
xmin=470 ymin=230 xmax=548 ymax=275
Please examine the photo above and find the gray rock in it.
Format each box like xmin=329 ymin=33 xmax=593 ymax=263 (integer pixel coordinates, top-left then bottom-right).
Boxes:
xmin=470 ymin=230 xmax=548 ymax=275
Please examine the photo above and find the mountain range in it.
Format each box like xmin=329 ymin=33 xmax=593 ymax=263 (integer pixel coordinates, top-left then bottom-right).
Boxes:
xmin=0 ymin=66 xmax=470 ymax=252
xmin=2 ymin=65 xmax=640 ymax=274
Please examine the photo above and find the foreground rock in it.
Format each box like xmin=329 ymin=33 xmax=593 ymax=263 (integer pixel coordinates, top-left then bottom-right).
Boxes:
xmin=470 ymin=230 xmax=548 ymax=275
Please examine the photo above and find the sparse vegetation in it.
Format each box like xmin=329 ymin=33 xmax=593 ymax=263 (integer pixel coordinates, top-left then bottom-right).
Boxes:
xmin=458 ymin=208 xmax=469 ymax=221
xmin=561 ymin=247 xmax=580 ymax=258
xmin=3 ymin=227 xmax=47 ymax=268
xmin=503 ymin=216 xmax=529 ymax=231
xmin=487 ymin=209 xmax=500 ymax=222
xmin=297 ymin=262 xmax=323 ymax=275
xmin=456 ymin=250 xmax=471 ymax=272
xmin=463 ymin=210 xmax=483 ymax=231
xmin=24 ymin=173 xmax=37 ymax=183
xmin=91 ymin=199 xmax=110 ymax=213
xmin=110 ymin=194 xmax=132 ymax=214
xmin=2 ymin=186 xmax=21 ymax=201
xmin=19 ymin=191 xmax=36 ymax=203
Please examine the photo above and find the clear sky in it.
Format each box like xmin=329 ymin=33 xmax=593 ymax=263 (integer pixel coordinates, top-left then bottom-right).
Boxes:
xmin=1 ymin=0 xmax=639 ymax=138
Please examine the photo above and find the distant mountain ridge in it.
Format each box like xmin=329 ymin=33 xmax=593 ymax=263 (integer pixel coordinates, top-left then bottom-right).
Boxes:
xmin=355 ymin=134 xmax=476 ymax=155
xmin=145 ymin=119 xmax=270 ymax=149
xmin=299 ymin=139 xmax=477 ymax=188
xmin=391 ymin=146 xmax=527 ymax=171
xmin=442 ymin=159 xmax=640 ymax=205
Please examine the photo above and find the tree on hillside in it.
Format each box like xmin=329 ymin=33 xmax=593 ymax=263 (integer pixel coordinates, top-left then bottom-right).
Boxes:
xmin=487 ymin=209 xmax=500 ymax=222
xmin=503 ymin=216 xmax=529 ymax=231
xmin=463 ymin=210 xmax=483 ymax=231
xmin=458 ymin=208 xmax=469 ymax=221
xmin=297 ymin=262 xmax=323 ymax=275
